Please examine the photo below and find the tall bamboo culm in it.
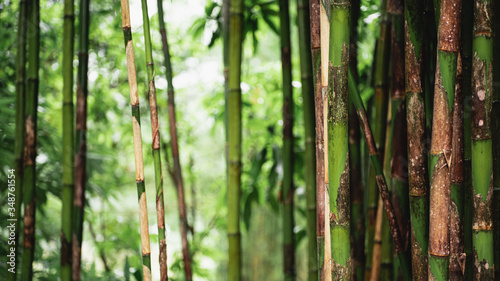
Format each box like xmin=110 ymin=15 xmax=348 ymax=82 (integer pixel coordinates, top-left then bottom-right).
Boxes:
xmin=471 ymin=0 xmax=495 ymax=278
xmin=72 ymin=0 xmax=90 ymax=279
xmin=8 ymin=1 xmax=28 ymax=280
xmin=492 ymin=0 xmax=500 ymax=275
xmin=348 ymin=0 xmax=365 ymax=279
xmin=20 ymin=0 xmax=39 ymax=279
xmin=309 ymin=0 xmax=325 ymax=279
xmin=428 ymin=0 xmax=461 ymax=279
xmin=365 ymin=0 xmax=391 ymax=277
xmin=119 ymin=0 xmax=152 ymax=279
xmin=319 ymin=2 xmax=331 ymax=280
xmin=139 ymin=0 xmax=169 ymax=279
xmin=403 ymin=0 xmax=429 ymax=279
xmin=328 ymin=0 xmax=351 ymax=278
xmin=278 ymin=0 xmax=295 ymax=278
xmin=227 ymin=0 xmax=243 ymax=277
xmin=157 ymin=1 xmax=193 ymax=280
xmin=61 ymin=0 xmax=75 ymax=278
xmin=297 ymin=0 xmax=317 ymax=278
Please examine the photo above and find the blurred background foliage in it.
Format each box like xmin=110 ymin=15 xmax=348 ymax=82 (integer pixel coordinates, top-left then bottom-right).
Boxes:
xmin=0 ymin=0 xmax=379 ymax=279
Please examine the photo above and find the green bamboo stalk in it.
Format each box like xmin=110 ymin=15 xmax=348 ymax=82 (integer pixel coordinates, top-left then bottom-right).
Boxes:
xmin=157 ymin=2 xmax=192 ymax=280
xmin=279 ymin=0 xmax=295 ymax=278
xmin=72 ymin=0 xmax=90 ymax=279
xmin=348 ymin=69 xmax=411 ymax=281
xmin=223 ymin=0 xmax=230 ymax=147
xmin=403 ymin=0 xmax=429 ymax=279
xmin=119 ymin=1 xmax=152 ymax=280
xmin=310 ymin=0 xmax=325 ymax=279
xmin=297 ymin=0 xmax=317 ymax=279
xmin=140 ymin=0 xmax=169 ymax=279
xmin=471 ymin=0 xmax=495 ymax=278
xmin=61 ymin=0 xmax=75 ymax=277
xmin=20 ymin=0 xmax=39 ymax=279
xmin=328 ymin=0 xmax=351 ymax=278
xmin=428 ymin=0 xmax=461 ymax=279
xmin=8 ymin=1 xmax=28 ymax=280
xmin=227 ymin=0 xmax=243 ymax=277
xmin=365 ymin=1 xmax=391 ymax=277
xmin=349 ymin=0 xmax=365 ymax=279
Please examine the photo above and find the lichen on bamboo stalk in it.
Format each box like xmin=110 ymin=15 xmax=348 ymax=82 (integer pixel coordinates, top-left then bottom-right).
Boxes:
xmin=328 ymin=0 xmax=351 ymax=278
xmin=471 ymin=0 xmax=495 ymax=278
xmin=120 ymin=0 xmax=152 ymax=279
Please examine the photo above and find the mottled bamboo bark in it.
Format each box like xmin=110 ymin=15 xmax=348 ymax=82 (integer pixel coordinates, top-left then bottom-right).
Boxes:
xmin=404 ymin=0 xmax=429 ymax=278
xmin=61 ymin=0 xmax=75 ymax=278
xmin=310 ymin=0 xmax=325 ymax=279
xmin=471 ymin=0 xmax=495 ymax=278
xmin=328 ymin=0 xmax=351 ymax=278
xmin=492 ymin=0 xmax=500 ymax=277
xmin=72 ymin=0 xmax=90 ymax=279
xmin=8 ymin=1 xmax=28 ymax=280
xmin=120 ymin=0 xmax=152 ymax=279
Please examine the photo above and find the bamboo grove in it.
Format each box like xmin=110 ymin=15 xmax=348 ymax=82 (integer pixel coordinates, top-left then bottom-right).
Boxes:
xmin=5 ymin=0 xmax=500 ymax=279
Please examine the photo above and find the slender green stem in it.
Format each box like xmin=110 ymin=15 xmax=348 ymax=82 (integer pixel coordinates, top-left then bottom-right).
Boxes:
xmin=298 ymin=0 xmax=317 ymax=279
xmin=61 ymin=0 xmax=75 ymax=278
xmin=8 ymin=1 xmax=28 ymax=280
xmin=20 ymin=0 xmax=39 ymax=280
xmin=157 ymin=2 xmax=192 ymax=280
xmin=227 ymin=0 xmax=243 ymax=277
xmin=72 ymin=0 xmax=90 ymax=279
xmin=120 ymin=1 xmax=152 ymax=280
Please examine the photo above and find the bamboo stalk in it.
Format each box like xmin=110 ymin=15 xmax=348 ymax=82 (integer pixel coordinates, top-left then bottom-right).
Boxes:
xmin=365 ymin=0 xmax=391 ymax=277
xmin=492 ymin=0 xmax=500 ymax=276
xmin=223 ymin=0 xmax=230 ymax=148
xmin=403 ymin=0 xmax=429 ymax=279
xmin=279 ymin=0 xmax=295 ymax=278
xmin=319 ymin=2 xmax=331 ymax=280
xmin=227 ymin=0 xmax=243 ymax=277
xmin=348 ymin=0 xmax=365 ymax=279
xmin=120 ymin=1 xmax=152 ymax=279
xmin=298 ymin=0 xmax=317 ymax=278
xmin=20 ymin=0 xmax=39 ymax=279
xmin=61 ymin=0 xmax=75 ymax=277
xmin=328 ymin=0 xmax=351 ymax=278
xmin=471 ymin=0 xmax=495 ymax=278
xmin=310 ymin=0 xmax=325 ymax=279
xmin=72 ymin=0 xmax=90 ymax=279
xmin=8 ymin=1 xmax=28 ymax=280
xmin=428 ymin=0 xmax=461 ymax=279
xmin=157 ymin=2 xmax=192 ymax=280
xmin=348 ymin=69 xmax=411 ymax=281
xmin=449 ymin=54 xmax=465 ymax=281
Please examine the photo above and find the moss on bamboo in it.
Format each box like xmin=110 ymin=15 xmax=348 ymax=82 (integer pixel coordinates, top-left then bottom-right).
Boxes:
xmin=120 ymin=1 xmax=152 ymax=279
